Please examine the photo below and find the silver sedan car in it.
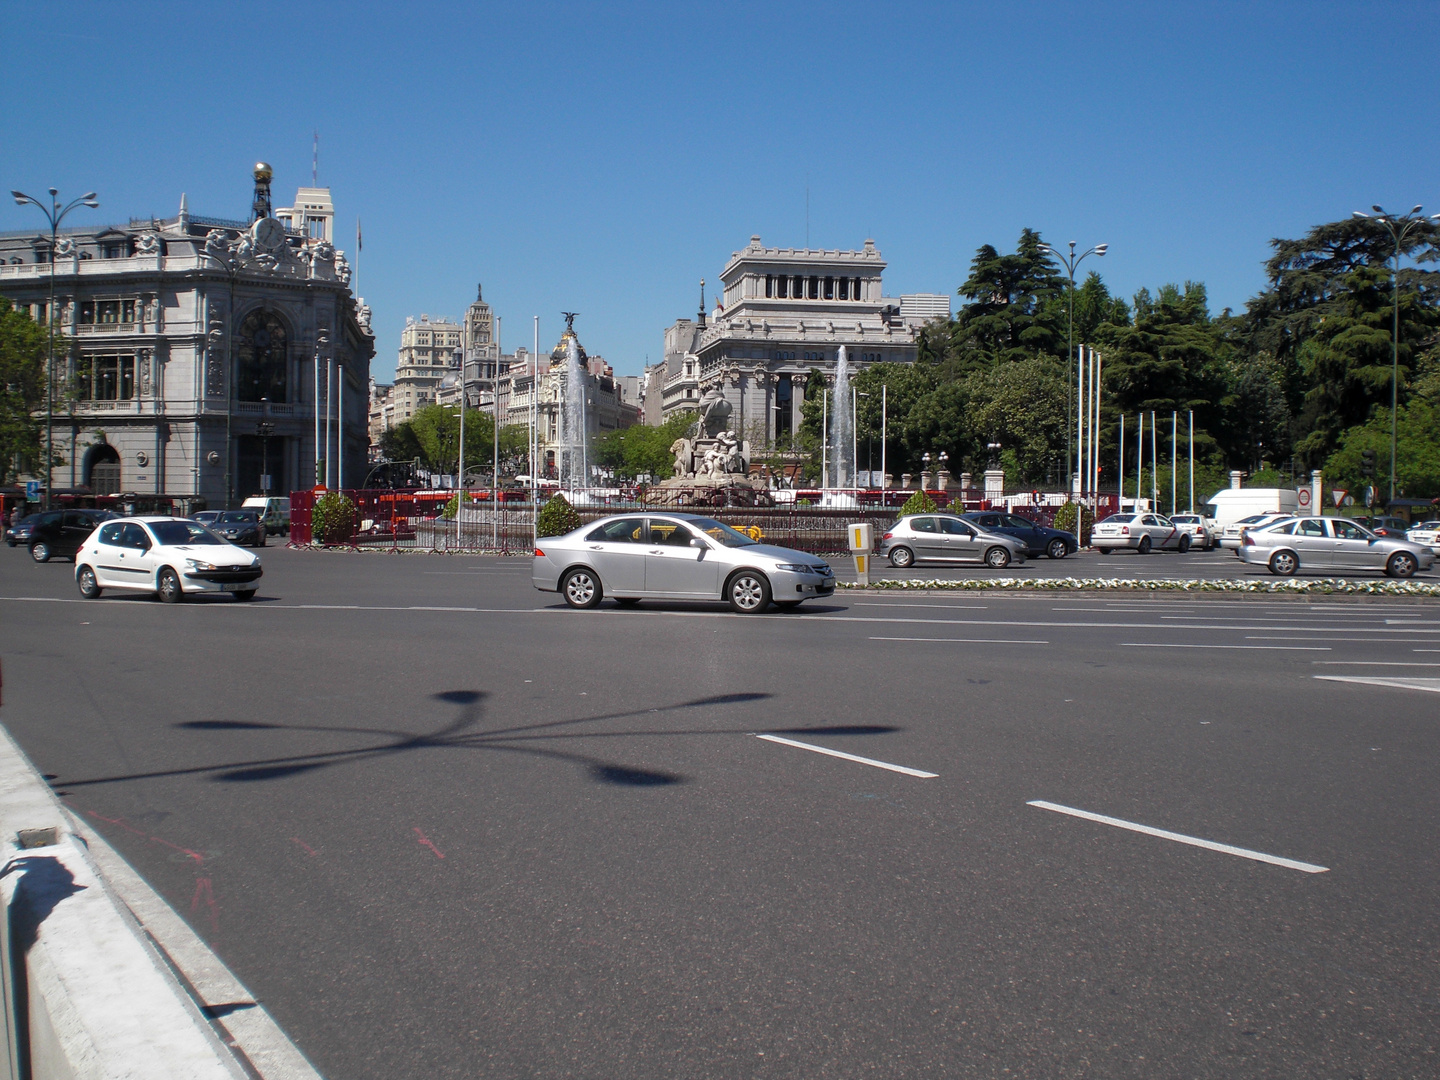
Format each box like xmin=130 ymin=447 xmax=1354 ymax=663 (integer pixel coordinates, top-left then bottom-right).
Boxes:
xmin=876 ymin=514 xmax=1027 ymax=569
xmin=1240 ymin=515 xmax=1435 ymax=578
xmin=532 ymin=512 xmax=835 ymax=613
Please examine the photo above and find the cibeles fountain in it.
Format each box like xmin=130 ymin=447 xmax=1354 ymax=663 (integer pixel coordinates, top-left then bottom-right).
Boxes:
xmin=652 ymin=381 xmax=772 ymax=505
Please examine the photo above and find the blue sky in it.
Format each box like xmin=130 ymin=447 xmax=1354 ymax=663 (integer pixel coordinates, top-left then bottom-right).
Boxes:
xmin=4 ymin=1 xmax=1436 ymax=381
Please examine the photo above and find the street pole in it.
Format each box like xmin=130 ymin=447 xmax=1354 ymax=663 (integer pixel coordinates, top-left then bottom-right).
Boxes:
xmin=880 ymin=383 xmax=887 ymax=502
xmin=338 ymin=364 xmax=344 ymax=491
xmin=1039 ymin=241 xmax=1107 ymax=492
xmin=313 ymin=330 xmax=328 ymax=486
xmin=494 ymin=316 xmax=500 ymax=550
xmin=1118 ymin=413 xmax=1124 ymax=511
xmin=1076 ymin=339 xmax=1085 ymax=503
xmin=1189 ymin=410 xmax=1194 ymax=513
xmin=1151 ymin=411 xmax=1158 ymax=510
xmin=1353 ymin=205 xmax=1439 ymax=505
xmin=1136 ymin=412 xmax=1144 ymax=512
xmin=1171 ymin=410 xmax=1177 ymax=517
xmin=821 ymin=391 xmax=828 ymax=492
xmin=11 ymin=188 xmax=99 ymax=508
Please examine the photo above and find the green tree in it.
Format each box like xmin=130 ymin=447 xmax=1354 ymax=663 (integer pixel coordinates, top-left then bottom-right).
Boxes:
xmin=0 ymin=298 xmax=50 ymax=485
xmin=406 ymin=403 xmax=495 ymax=477
xmin=962 ymin=356 xmax=1068 ymax=485
xmin=535 ymin=492 xmax=582 ymax=537
xmin=952 ymin=229 xmax=1069 ymax=367
xmin=1325 ymin=399 xmax=1440 ymax=501
xmin=851 ymin=362 xmax=941 ymax=477
xmin=592 ymin=412 xmax=696 ymax=480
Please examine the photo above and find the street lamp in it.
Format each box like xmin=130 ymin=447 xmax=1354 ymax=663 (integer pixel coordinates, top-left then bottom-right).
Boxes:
xmin=255 ymin=405 xmax=275 ymax=494
xmin=1038 ymin=240 xmax=1107 ymax=487
xmin=1352 ymin=205 xmax=1439 ymax=504
xmin=11 ymin=187 xmax=99 ymax=508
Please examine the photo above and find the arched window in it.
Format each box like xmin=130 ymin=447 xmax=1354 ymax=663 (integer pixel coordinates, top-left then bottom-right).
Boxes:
xmin=235 ymin=310 xmax=289 ymax=402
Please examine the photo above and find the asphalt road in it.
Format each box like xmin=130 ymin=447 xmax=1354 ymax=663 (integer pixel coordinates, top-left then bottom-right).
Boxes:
xmin=2 ymin=545 xmax=1439 ymax=1078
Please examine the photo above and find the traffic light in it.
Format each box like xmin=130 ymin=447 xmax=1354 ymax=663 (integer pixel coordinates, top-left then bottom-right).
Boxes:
xmin=1360 ymin=449 xmax=1377 ymax=479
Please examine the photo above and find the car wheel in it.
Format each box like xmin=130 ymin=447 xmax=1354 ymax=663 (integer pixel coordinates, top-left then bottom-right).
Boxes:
xmin=257 ymin=535 xmax=266 ymax=548
xmin=1137 ymin=536 xmax=1152 ymax=555
xmin=727 ymin=570 xmax=771 ymax=613
xmin=888 ymin=546 xmax=915 ymax=568
xmin=1386 ymin=551 xmax=1418 ymax=579
xmin=157 ymin=567 xmax=185 ymax=603
xmin=1046 ymin=538 xmax=1068 ymax=560
xmin=1096 ymin=547 xmax=1111 ymax=555
xmin=984 ymin=546 xmax=1012 ymax=569
xmin=77 ymin=566 xmax=102 ymax=599
xmin=774 ymin=600 xmax=803 ymax=611
xmin=561 ymin=568 xmax=602 ymax=609
xmin=30 ymin=541 xmax=50 ymax=563
xmin=1268 ymin=550 xmax=1298 ymax=577
xmin=615 ymin=597 xmax=641 ymax=608
xmin=1178 ymin=534 xmax=1192 ymax=553
xmin=233 ymin=590 xmax=257 ymax=602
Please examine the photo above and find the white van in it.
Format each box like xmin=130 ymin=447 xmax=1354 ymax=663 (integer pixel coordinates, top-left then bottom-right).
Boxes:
xmin=1206 ymin=488 xmax=1300 ymax=551
xmin=241 ymin=496 xmax=291 ymax=536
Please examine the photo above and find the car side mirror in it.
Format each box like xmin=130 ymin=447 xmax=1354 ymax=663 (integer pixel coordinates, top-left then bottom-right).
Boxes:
xmin=690 ymin=537 xmax=706 ymax=548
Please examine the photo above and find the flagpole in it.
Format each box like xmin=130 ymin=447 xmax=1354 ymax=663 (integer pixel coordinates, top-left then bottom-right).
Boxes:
xmin=1171 ymin=410 xmax=1177 ymax=517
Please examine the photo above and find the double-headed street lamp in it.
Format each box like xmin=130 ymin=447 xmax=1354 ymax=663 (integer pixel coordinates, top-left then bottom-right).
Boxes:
xmin=1351 ymin=204 xmax=1440 ymax=504
xmin=11 ymin=187 xmax=99 ymax=508
xmin=1038 ymin=240 xmax=1107 ymax=487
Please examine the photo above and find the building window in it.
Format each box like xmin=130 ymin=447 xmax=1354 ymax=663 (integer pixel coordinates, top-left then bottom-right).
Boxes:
xmin=838 ymin=277 xmax=849 ymax=301
xmin=775 ymin=374 xmax=793 ymax=439
xmin=824 ymin=276 xmax=834 ymax=300
xmin=808 ymin=276 xmax=819 ymax=300
xmin=79 ymin=354 xmax=136 ymax=400
xmin=235 ymin=309 xmax=289 ymax=403
xmin=853 ymin=277 xmax=862 ymax=301
xmin=78 ymin=299 xmax=137 ymax=325
xmin=776 ymin=275 xmax=788 ymax=299
xmin=100 ymin=242 xmax=127 ymax=259
xmin=792 ymin=275 xmax=803 ymax=299
xmin=306 ymin=217 xmax=326 ymax=240
xmin=765 ymin=274 xmax=774 ymax=298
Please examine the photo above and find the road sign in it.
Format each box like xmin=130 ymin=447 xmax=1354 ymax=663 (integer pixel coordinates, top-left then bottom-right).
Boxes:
xmin=25 ymin=481 xmax=39 ymax=500
xmin=1331 ymin=488 xmax=1347 ymax=508
xmin=1298 ymin=487 xmax=1311 ymax=507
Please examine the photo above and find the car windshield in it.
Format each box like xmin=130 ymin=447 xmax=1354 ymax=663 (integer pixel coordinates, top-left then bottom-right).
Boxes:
xmin=218 ymin=511 xmax=259 ymax=523
xmin=686 ymin=517 xmax=758 ymax=547
xmin=149 ymin=520 xmax=226 ymax=546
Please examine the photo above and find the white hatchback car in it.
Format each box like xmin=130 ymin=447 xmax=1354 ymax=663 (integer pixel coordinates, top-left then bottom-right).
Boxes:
xmin=75 ymin=517 xmax=263 ymax=602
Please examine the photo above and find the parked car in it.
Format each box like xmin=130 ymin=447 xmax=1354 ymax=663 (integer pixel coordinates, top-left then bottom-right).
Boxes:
xmin=1091 ymin=512 xmax=1193 ymax=554
xmin=532 ymin=512 xmax=834 ymax=613
xmin=1358 ymin=515 xmax=1412 ymax=539
xmin=16 ymin=508 xmax=117 ymax=563
xmin=1167 ymin=513 xmax=1217 ymax=550
xmin=241 ymin=496 xmax=291 ymax=536
xmin=74 ymin=517 xmax=263 ymax=602
xmin=958 ymin=511 xmax=1077 ymax=559
xmin=878 ymin=514 xmax=1028 ymax=569
xmin=1240 ymin=516 xmax=1434 ymax=578
xmin=191 ymin=510 xmax=223 ymax=526
xmin=210 ymin=509 xmax=266 ymax=547
xmin=1405 ymin=520 xmax=1440 ymax=555
xmin=1219 ymin=512 xmax=1295 ymax=551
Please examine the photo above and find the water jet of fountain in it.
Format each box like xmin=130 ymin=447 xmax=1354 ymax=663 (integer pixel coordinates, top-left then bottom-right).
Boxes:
xmin=832 ymin=344 xmax=852 ymax=489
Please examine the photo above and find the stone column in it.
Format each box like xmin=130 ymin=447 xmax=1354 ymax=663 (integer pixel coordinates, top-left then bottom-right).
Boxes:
xmin=1310 ymin=469 xmax=1323 ymax=516
xmin=984 ymin=468 xmax=1005 ymax=501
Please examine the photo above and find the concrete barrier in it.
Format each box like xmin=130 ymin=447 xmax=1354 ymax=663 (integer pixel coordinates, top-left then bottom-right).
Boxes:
xmin=0 ymin=726 xmax=253 ymax=1079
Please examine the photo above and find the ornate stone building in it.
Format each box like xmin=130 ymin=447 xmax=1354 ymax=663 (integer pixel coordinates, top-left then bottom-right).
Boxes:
xmin=391 ymin=314 xmax=462 ymax=424
xmin=660 ymin=236 xmax=948 ymax=448
xmin=0 ymin=165 xmax=373 ymax=504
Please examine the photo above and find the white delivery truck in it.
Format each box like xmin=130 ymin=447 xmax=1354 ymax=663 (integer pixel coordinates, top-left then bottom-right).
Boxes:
xmin=1206 ymin=488 xmax=1301 ymax=550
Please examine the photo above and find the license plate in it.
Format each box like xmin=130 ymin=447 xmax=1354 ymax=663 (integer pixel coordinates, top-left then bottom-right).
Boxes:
xmin=220 ymin=582 xmax=249 ymax=592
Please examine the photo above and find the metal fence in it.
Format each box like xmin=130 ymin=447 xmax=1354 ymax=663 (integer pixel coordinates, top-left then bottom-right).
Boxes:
xmin=289 ymin=488 xmax=1121 ymax=554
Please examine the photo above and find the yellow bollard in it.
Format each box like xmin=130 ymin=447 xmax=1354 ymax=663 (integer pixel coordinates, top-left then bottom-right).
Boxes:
xmin=848 ymin=523 xmax=874 ymax=586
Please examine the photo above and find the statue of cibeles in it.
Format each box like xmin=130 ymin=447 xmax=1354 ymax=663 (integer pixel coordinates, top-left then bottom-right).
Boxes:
xmin=697 ymin=383 xmax=732 ymax=439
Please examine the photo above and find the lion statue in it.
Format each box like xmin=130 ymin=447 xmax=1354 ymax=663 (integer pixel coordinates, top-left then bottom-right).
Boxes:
xmin=669 ymin=437 xmax=694 ymax=478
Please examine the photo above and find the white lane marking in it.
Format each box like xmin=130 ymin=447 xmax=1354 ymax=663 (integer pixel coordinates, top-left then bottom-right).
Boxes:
xmin=1314 ymin=675 xmax=1440 ymax=694
xmin=1026 ymin=800 xmax=1329 ymax=874
xmin=1386 ymin=619 xmax=1440 ymax=624
xmin=869 ymin=636 xmax=1047 ymax=644
xmin=1313 ymin=661 xmax=1440 ymax=667
xmin=1247 ymin=635 xmax=1440 ymax=643
xmin=755 ymin=734 xmax=938 ymax=778
xmin=855 ymin=602 xmax=989 ymax=610
xmin=1416 ymin=649 xmax=1440 ymax=653
xmin=1121 ymin=642 xmax=1330 ymax=651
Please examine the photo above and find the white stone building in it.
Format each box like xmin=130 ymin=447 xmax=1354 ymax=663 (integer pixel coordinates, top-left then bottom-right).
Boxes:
xmin=0 ymin=165 xmax=373 ymax=505
xmin=660 ymin=237 xmax=946 ymax=448
xmin=391 ymin=314 xmax=462 ymax=424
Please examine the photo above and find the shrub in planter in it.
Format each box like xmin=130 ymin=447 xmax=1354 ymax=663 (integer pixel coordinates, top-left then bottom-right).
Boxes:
xmin=443 ymin=491 xmax=471 ymax=519
xmin=897 ymin=489 xmax=937 ymax=517
xmin=311 ymin=491 xmax=357 ymax=544
xmin=1052 ymin=501 xmax=1094 ymax=546
xmin=536 ymin=492 xmax=582 ymax=538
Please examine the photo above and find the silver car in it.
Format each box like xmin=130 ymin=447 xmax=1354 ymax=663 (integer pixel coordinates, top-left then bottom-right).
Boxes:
xmin=1240 ymin=515 xmax=1435 ymax=578
xmin=532 ymin=512 xmax=835 ymax=613
xmin=1167 ymin=513 xmax=1216 ymax=550
xmin=1405 ymin=520 xmax=1440 ymax=555
xmin=876 ymin=514 xmax=1027 ymax=569
xmin=1091 ymin=512 xmax=1192 ymax=554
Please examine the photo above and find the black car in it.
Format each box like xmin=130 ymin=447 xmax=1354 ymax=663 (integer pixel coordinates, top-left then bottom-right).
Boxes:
xmin=210 ymin=509 xmax=266 ymax=547
xmin=959 ymin=511 xmax=1078 ymax=559
xmin=18 ymin=508 xmax=117 ymax=563
xmin=5 ymin=513 xmax=41 ymax=547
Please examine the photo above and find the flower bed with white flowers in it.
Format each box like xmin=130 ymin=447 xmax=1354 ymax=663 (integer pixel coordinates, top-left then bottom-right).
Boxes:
xmin=839 ymin=577 xmax=1440 ymax=596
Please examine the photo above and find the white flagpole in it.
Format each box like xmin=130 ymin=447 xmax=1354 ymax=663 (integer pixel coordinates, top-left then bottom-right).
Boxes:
xmin=1151 ymin=411 xmax=1158 ymax=510
xmin=1137 ymin=412 xmax=1144 ymax=512
xmin=1077 ymin=342 xmax=1086 ymax=502
xmin=1171 ymin=410 xmax=1177 ymax=517
xmin=1091 ymin=347 xmax=1101 ymax=504
xmin=1118 ymin=413 xmax=1124 ymax=512
xmin=1188 ymin=409 xmax=1195 ymax=513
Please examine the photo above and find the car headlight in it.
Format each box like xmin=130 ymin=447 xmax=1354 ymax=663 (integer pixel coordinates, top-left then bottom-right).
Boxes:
xmin=185 ymin=558 xmax=217 ymax=571
xmin=775 ymin=563 xmax=815 ymax=573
